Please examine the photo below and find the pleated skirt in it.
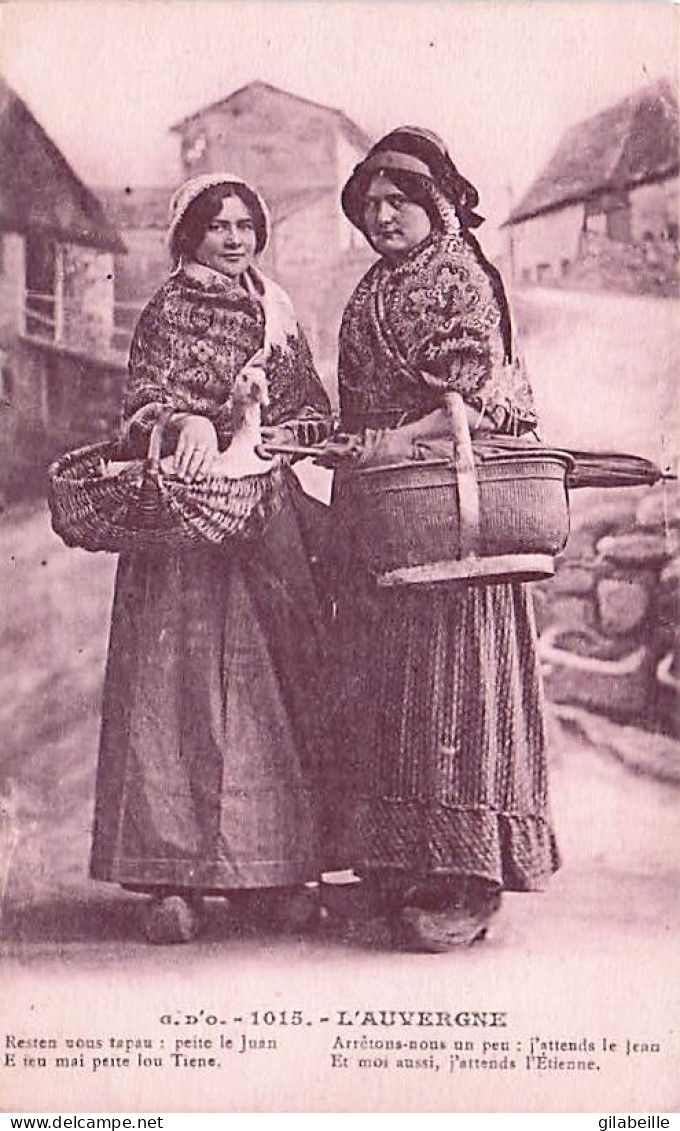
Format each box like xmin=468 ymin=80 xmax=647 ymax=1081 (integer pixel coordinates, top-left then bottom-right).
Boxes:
xmin=327 ymin=577 xmax=560 ymax=891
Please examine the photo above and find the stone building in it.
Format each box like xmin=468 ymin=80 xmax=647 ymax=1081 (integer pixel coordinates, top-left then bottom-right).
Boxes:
xmin=0 ymin=77 xmax=126 ymax=497
xmin=504 ymin=79 xmax=679 ymax=295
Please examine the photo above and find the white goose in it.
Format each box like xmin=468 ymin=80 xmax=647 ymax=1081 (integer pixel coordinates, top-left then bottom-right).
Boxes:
xmin=101 ymin=364 xmax=276 ymax=481
xmin=212 ymin=364 xmax=276 ymax=479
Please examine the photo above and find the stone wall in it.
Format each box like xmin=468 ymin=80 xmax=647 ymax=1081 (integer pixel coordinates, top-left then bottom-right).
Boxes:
xmin=571 ymin=231 xmax=679 ymax=296
xmin=536 ymin=481 xmax=679 ymax=737
xmin=0 ymin=338 xmax=125 ymax=501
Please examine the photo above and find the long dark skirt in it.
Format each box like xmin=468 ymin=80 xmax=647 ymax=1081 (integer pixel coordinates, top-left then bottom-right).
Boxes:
xmin=90 ymin=482 xmax=329 ymax=891
xmin=327 ymin=574 xmax=560 ymax=891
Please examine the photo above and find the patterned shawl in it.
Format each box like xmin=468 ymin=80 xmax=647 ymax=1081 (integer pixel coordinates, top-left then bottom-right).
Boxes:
xmin=338 ymin=183 xmax=536 ymax=436
xmin=122 ymin=265 xmax=330 ymax=450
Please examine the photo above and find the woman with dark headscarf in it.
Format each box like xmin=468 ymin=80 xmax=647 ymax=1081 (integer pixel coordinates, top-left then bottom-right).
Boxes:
xmin=326 ymin=128 xmax=559 ymax=951
xmin=90 ymin=174 xmax=332 ymax=943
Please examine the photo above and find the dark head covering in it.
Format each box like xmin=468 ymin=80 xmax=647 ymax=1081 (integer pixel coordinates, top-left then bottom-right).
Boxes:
xmin=342 ymin=126 xmax=513 ymax=362
xmin=342 ymin=125 xmax=484 ymax=233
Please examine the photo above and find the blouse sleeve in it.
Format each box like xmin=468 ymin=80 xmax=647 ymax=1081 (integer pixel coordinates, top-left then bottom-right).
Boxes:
xmin=466 ymin=342 xmax=538 ymax=437
xmin=120 ymin=296 xmax=175 ymax=439
xmin=263 ymin=325 xmax=332 ymax=425
xmin=413 ymin=249 xmax=537 ymax=436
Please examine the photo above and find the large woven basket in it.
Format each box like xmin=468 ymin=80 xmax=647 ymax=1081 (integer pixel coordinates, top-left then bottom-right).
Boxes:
xmin=334 ymin=392 xmax=573 ymax=586
xmin=47 ymin=413 xmax=286 ymax=553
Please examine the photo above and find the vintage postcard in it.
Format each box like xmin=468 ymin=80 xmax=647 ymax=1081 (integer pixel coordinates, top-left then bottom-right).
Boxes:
xmin=0 ymin=0 xmax=678 ymax=1115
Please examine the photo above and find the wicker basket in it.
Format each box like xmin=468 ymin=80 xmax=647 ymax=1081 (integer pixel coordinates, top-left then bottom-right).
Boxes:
xmin=334 ymin=392 xmax=573 ymax=586
xmin=47 ymin=413 xmax=286 ymax=553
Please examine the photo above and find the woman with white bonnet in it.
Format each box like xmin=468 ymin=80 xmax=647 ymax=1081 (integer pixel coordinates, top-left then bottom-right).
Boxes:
xmin=89 ymin=173 xmax=332 ymax=943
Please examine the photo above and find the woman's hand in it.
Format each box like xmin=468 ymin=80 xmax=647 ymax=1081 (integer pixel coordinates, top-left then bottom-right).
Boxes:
xmin=173 ymin=415 xmax=218 ymax=481
xmin=315 ymin=427 xmax=414 ymax=468
xmin=357 ymin=427 xmax=416 ymax=466
xmin=314 ymin=433 xmax=364 ymax=467
xmin=260 ymin=422 xmax=298 ymax=450
xmin=261 ymin=416 xmax=333 ymax=451
xmin=399 ymin=404 xmax=496 ymax=441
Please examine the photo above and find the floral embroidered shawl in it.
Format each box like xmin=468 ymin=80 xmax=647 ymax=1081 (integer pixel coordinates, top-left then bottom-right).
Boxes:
xmin=122 ymin=266 xmax=330 ymax=450
xmin=338 ymin=185 xmax=536 ymax=436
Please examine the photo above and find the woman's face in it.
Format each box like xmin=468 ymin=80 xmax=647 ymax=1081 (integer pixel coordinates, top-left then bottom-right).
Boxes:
xmin=193 ymin=195 xmax=258 ymax=278
xmin=363 ymin=174 xmax=432 ymax=258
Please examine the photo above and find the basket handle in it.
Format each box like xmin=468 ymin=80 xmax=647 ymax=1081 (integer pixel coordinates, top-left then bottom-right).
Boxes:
xmin=146 ymin=408 xmax=176 ymax=471
xmin=444 ymin=391 xmax=480 ymax=558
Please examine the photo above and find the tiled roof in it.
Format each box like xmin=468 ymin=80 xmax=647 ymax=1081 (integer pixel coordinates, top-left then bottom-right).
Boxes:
xmin=0 ymin=77 xmax=125 ymax=252
xmin=505 ymin=78 xmax=679 ymax=226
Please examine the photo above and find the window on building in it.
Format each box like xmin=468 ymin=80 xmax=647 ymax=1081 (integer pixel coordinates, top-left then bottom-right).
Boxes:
xmin=560 ymin=258 xmax=571 ymax=277
xmin=536 ymin=262 xmax=552 ymax=283
xmin=606 ymin=206 xmax=632 ymax=243
xmin=25 ymin=235 xmax=58 ymax=341
xmin=667 ymin=221 xmax=679 ymax=244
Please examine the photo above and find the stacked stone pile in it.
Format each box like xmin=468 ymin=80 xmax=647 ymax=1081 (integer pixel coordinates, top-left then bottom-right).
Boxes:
xmin=536 ymin=480 xmax=679 ymax=736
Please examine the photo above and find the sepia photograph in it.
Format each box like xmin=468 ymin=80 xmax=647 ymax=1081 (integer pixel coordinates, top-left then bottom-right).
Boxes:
xmin=0 ymin=0 xmax=678 ymax=1114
